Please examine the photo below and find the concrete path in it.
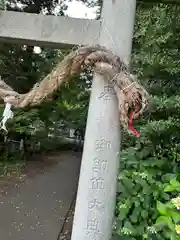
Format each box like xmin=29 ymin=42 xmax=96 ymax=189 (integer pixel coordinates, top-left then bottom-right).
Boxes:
xmin=0 ymin=152 xmax=81 ymax=240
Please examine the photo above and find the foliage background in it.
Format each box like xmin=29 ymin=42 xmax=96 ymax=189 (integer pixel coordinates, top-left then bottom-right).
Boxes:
xmin=113 ymin=2 xmax=180 ymax=240
xmin=0 ymin=0 xmax=179 ymax=239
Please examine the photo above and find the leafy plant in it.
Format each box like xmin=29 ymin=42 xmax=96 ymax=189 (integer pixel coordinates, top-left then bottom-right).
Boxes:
xmin=154 ymin=179 xmax=180 ymax=239
xmin=113 ymin=2 xmax=180 ymax=240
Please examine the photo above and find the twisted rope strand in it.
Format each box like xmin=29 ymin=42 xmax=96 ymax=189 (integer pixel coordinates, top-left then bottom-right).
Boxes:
xmin=0 ymin=45 xmax=149 ymax=130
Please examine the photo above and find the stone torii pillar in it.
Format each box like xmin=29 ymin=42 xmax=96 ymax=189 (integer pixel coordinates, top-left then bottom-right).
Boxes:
xmin=71 ymin=1 xmax=136 ymax=240
xmin=0 ymin=1 xmax=136 ymax=239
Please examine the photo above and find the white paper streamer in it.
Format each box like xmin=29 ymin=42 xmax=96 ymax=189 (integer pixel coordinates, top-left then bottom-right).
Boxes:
xmin=0 ymin=103 xmax=14 ymax=132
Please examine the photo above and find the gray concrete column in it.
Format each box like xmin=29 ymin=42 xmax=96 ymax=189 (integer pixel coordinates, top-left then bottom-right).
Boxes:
xmin=71 ymin=1 xmax=137 ymax=239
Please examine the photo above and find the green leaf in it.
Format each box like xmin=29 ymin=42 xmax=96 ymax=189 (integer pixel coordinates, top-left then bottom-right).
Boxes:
xmin=118 ymin=207 xmax=130 ymax=221
xmin=122 ymin=178 xmax=135 ymax=190
xmin=170 ymin=233 xmax=177 ymax=240
xmin=130 ymin=206 xmax=141 ymax=223
xmin=141 ymin=210 xmax=148 ymax=219
xmin=155 ymin=216 xmax=174 ymax=231
xmin=170 ymin=179 xmax=180 ymax=188
xmin=167 ymin=218 xmax=175 ymax=231
xmin=164 ymin=179 xmax=180 ymax=192
xmin=164 ymin=230 xmax=174 ymax=239
xmin=117 ymin=183 xmax=126 ymax=193
xmin=164 ymin=185 xmax=177 ymax=192
xmin=157 ymin=201 xmax=168 ymax=215
xmin=171 ymin=211 xmax=180 ymax=223
xmin=124 ymin=221 xmax=134 ymax=232
xmin=155 ymin=216 xmax=169 ymax=227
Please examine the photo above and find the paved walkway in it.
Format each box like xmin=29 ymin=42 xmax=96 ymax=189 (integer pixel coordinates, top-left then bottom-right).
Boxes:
xmin=0 ymin=152 xmax=81 ymax=240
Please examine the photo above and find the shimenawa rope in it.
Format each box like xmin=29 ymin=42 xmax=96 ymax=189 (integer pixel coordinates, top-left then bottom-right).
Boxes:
xmin=0 ymin=45 xmax=149 ymax=131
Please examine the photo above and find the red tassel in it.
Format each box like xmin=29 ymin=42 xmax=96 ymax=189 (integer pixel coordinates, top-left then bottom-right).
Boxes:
xmin=128 ymin=103 xmax=140 ymax=137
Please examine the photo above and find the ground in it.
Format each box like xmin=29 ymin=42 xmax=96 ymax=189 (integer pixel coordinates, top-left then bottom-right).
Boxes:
xmin=57 ymin=198 xmax=76 ymax=240
xmin=0 ymin=151 xmax=81 ymax=240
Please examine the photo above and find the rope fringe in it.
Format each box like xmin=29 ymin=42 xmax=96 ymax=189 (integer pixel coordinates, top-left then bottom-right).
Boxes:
xmin=0 ymin=45 xmax=149 ymax=131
